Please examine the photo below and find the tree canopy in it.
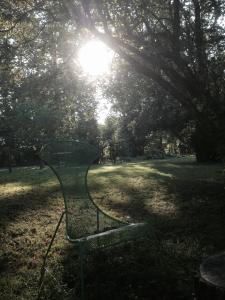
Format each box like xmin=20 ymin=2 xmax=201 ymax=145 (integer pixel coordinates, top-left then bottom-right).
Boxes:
xmin=64 ymin=0 xmax=225 ymax=161
xmin=1 ymin=0 xmax=225 ymax=162
xmin=1 ymin=0 xmax=99 ymax=152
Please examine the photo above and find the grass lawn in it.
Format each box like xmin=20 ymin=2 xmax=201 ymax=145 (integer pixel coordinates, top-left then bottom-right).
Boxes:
xmin=1 ymin=157 xmax=225 ymax=299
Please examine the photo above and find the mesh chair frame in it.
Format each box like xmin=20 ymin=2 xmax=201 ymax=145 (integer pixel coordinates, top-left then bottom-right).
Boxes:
xmin=37 ymin=141 xmax=152 ymax=300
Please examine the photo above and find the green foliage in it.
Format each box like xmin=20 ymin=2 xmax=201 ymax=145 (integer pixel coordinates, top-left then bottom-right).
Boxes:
xmin=1 ymin=0 xmax=225 ymax=162
xmin=102 ymin=64 xmax=192 ymax=156
xmin=0 ymin=0 xmax=99 ymax=154
xmin=65 ymin=0 xmax=225 ymax=161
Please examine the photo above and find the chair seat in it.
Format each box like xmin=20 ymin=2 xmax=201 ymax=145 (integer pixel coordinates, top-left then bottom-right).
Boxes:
xmin=70 ymin=222 xmax=151 ymax=253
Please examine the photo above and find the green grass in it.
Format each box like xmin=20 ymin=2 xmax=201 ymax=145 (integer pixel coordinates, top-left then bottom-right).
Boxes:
xmin=0 ymin=157 xmax=225 ymax=299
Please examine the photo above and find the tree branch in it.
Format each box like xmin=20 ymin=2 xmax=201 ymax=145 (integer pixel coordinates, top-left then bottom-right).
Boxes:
xmin=63 ymin=0 xmax=200 ymax=116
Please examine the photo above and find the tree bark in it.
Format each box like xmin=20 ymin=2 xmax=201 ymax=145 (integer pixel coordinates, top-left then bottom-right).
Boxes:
xmin=192 ymin=118 xmax=224 ymax=162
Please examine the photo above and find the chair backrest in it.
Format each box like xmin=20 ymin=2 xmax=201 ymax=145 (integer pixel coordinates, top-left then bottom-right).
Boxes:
xmin=39 ymin=140 xmax=101 ymax=240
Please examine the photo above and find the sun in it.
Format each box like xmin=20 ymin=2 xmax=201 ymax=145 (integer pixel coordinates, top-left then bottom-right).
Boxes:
xmin=78 ymin=40 xmax=113 ymax=76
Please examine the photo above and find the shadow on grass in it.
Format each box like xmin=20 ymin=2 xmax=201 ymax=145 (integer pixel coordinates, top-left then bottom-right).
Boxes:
xmin=60 ymin=239 xmax=195 ymax=300
xmin=2 ymin=157 xmax=225 ymax=300
xmin=52 ymin=158 xmax=225 ymax=300
xmin=0 ymin=165 xmax=61 ymax=192
xmin=90 ymin=157 xmax=225 ymax=250
xmin=0 ymin=164 xmax=64 ymax=230
xmin=0 ymin=188 xmax=61 ymax=228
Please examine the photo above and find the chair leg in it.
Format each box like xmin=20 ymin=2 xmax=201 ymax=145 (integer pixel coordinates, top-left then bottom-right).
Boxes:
xmin=80 ymin=251 xmax=85 ymax=300
xmin=37 ymin=211 xmax=65 ymax=300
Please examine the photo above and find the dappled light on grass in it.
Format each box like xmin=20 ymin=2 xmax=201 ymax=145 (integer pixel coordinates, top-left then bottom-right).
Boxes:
xmin=89 ymin=157 xmax=225 ymax=241
xmin=90 ymin=161 xmax=174 ymax=178
xmin=0 ymin=166 xmax=66 ymax=300
xmin=89 ymin=161 xmax=178 ymax=222
xmin=0 ymin=179 xmax=59 ymax=200
xmin=0 ymin=182 xmax=33 ymax=199
xmin=1 ymin=158 xmax=225 ymax=299
xmin=145 ymin=191 xmax=177 ymax=218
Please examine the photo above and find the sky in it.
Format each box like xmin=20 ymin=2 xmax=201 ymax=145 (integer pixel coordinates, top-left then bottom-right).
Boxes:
xmin=77 ymin=40 xmax=114 ymax=124
xmin=95 ymin=88 xmax=112 ymax=124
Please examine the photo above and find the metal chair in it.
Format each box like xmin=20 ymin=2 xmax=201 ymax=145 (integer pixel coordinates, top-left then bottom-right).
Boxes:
xmin=38 ymin=140 xmax=152 ymax=299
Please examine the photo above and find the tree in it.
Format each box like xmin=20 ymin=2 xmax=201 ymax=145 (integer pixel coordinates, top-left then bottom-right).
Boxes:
xmin=64 ymin=0 xmax=225 ymax=162
xmin=102 ymin=62 xmax=193 ymax=155
xmin=0 ymin=0 xmax=99 ymax=166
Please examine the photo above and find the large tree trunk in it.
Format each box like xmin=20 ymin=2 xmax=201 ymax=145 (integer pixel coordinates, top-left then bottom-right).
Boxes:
xmin=3 ymin=146 xmax=12 ymax=173
xmin=192 ymin=119 xmax=225 ymax=162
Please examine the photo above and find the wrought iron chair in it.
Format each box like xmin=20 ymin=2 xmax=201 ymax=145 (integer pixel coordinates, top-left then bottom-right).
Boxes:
xmin=38 ymin=140 xmax=152 ymax=299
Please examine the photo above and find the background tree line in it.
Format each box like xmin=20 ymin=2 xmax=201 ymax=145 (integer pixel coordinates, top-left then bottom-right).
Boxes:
xmin=1 ymin=0 xmax=225 ymax=168
xmin=0 ymin=0 xmax=99 ymax=169
xmin=65 ymin=0 xmax=225 ymax=162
